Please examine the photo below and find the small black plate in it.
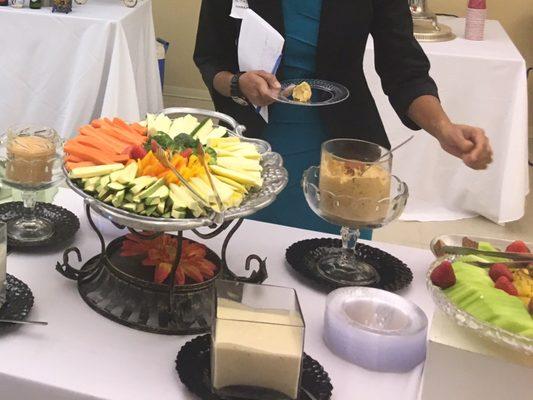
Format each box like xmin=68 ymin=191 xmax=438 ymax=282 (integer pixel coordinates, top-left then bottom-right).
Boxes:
xmin=176 ymin=334 xmax=333 ymax=400
xmin=0 ymin=202 xmax=80 ymax=249
xmin=286 ymin=238 xmax=413 ymax=292
xmin=0 ymin=274 xmax=34 ymax=331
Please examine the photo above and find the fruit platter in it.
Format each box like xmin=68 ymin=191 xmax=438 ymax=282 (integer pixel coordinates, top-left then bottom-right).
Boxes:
xmin=427 ymin=235 xmax=533 ymax=354
xmin=63 ymin=108 xmax=288 ymax=231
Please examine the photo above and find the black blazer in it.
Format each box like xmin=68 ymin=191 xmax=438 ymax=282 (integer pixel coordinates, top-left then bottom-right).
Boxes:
xmin=194 ymin=0 xmax=439 ymax=149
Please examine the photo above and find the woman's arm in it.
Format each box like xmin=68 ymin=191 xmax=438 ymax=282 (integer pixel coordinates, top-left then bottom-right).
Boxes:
xmin=194 ymin=0 xmax=280 ymax=107
xmin=213 ymin=71 xmax=281 ymax=106
xmin=193 ymin=0 xmax=238 ymax=93
xmin=370 ymin=0 xmax=438 ymax=130
xmin=408 ymin=96 xmax=493 ymax=170
xmin=371 ymin=0 xmax=492 ymax=169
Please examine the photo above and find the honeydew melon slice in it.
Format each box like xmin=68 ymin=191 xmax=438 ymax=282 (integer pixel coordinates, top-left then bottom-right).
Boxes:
xmin=444 ymin=262 xmax=533 ymax=338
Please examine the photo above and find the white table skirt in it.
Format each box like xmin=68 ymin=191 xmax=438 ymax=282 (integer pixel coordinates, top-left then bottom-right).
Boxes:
xmin=0 ymin=0 xmax=163 ymax=138
xmin=364 ymin=18 xmax=529 ymax=223
xmin=0 ymin=188 xmax=436 ymax=400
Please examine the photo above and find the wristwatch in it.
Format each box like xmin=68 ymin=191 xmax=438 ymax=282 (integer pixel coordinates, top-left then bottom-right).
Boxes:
xmin=231 ymin=73 xmax=249 ymax=106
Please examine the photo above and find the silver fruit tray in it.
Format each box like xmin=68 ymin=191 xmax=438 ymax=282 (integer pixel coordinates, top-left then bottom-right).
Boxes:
xmin=427 ymin=235 xmax=533 ymax=355
xmin=65 ymin=108 xmax=288 ymax=232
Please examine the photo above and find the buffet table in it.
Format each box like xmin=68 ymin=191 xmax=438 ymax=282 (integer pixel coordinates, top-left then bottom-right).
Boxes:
xmin=0 ymin=188 xmax=436 ymax=400
xmin=364 ymin=17 xmax=529 ymax=223
xmin=0 ymin=0 xmax=163 ymax=138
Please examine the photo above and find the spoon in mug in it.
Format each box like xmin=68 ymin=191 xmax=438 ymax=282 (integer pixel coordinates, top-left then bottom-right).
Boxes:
xmin=361 ymin=135 xmax=414 ymax=175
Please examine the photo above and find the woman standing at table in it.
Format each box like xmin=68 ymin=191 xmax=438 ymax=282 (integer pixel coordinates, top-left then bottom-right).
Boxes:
xmin=194 ymin=0 xmax=493 ymax=234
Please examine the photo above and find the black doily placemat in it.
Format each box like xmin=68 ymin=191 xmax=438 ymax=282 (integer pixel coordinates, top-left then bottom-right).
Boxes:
xmin=286 ymin=238 xmax=413 ymax=292
xmin=0 ymin=202 xmax=80 ymax=249
xmin=0 ymin=274 xmax=34 ymax=331
xmin=176 ymin=334 xmax=333 ymax=400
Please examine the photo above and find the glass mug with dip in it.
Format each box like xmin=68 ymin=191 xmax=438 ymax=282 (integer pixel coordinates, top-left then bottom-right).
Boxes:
xmin=0 ymin=126 xmax=63 ymax=242
xmin=211 ymin=280 xmax=305 ymax=400
xmin=302 ymin=139 xmax=408 ymax=286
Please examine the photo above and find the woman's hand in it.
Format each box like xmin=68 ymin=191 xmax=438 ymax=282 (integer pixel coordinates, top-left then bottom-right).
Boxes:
xmin=436 ymin=123 xmax=493 ymax=170
xmin=239 ymin=71 xmax=281 ymax=107
xmin=407 ymin=96 xmax=493 ymax=170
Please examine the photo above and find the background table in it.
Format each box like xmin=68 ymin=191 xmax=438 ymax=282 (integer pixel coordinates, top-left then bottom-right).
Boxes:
xmin=0 ymin=0 xmax=163 ymax=139
xmin=0 ymin=189 xmax=435 ymax=400
xmin=364 ymin=18 xmax=529 ymax=224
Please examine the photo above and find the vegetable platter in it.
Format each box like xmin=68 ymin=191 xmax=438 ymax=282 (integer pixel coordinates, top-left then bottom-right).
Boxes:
xmin=63 ymin=108 xmax=288 ymax=231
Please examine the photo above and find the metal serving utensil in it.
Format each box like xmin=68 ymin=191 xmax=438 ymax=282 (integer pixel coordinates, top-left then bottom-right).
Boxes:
xmin=196 ymin=143 xmax=225 ymax=222
xmin=0 ymin=319 xmax=48 ymax=326
xmin=441 ymin=246 xmax=533 ymax=261
xmin=361 ymin=135 xmax=414 ymax=175
xmin=150 ymin=140 xmax=224 ymax=224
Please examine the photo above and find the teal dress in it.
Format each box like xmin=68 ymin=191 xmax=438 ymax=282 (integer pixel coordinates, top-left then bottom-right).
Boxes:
xmin=250 ymin=0 xmax=372 ymax=240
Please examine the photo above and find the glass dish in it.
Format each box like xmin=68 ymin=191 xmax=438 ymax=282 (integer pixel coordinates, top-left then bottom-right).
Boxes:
xmin=211 ymin=280 xmax=305 ymax=400
xmin=64 ymin=108 xmax=288 ymax=232
xmin=0 ymin=126 xmax=64 ymax=242
xmin=302 ymin=139 xmax=408 ymax=286
xmin=276 ymin=79 xmax=350 ymax=107
xmin=427 ymin=257 xmax=533 ymax=355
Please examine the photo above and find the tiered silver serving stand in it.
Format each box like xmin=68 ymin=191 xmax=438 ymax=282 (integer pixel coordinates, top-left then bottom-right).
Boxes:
xmin=56 ymin=108 xmax=288 ymax=335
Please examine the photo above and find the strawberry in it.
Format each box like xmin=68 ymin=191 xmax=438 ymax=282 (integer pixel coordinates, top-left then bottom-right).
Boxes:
xmin=430 ymin=260 xmax=456 ymax=289
xmin=130 ymin=145 xmax=147 ymax=159
xmin=505 ymin=240 xmax=530 ymax=254
xmin=121 ymin=144 xmax=147 ymax=159
xmin=488 ymin=263 xmax=513 ymax=282
xmin=494 ymin=276 xmax=518 ymax=296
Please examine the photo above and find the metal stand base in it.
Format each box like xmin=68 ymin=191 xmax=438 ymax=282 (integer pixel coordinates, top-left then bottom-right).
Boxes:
xmin=56 ymin=204 xmax=267 ymax=335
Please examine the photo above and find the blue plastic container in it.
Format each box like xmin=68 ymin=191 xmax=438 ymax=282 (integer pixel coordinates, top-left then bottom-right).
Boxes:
xmin=156 ymin=38 xmax=170 ymax=89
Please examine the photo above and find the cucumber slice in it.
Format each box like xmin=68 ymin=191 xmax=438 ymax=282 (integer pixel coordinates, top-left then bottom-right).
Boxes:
xmin=171 ymin=209 xmax=186 ymax=219
xmin=122 ymin=203 xmax=137 ymax=213
xmin=130 ymin=176 xmax=157 ymax=195
xmin=112 ymin=190 xmax=125 ymax=208
xmin=137 ymin=178 xmax=165 ymax=200
xmin=145 ymin=197 xmax=160 ymax=206
xmin=144 ymin=205 xmax=157 ymax=216
xmin=108 ymin=182 xmax=126 ymax=192
xmin=157 ymin=201 xmax=166 ymax=215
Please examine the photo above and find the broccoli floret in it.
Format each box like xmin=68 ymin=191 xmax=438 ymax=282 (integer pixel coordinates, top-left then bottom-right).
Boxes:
xmin=145 ymin=131 xmax=174 ymax=151
xmin=173 ymin=133 xmax=199 ymax=151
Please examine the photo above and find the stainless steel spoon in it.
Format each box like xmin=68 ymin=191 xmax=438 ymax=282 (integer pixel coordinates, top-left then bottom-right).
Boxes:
xmin=361 ymin=135 xmax=414 ymax=175
xmin=0 ymin=319 xmax=48 ymax=326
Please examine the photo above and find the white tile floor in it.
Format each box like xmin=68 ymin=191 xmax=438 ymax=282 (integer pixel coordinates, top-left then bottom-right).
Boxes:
xmin=165 ymin=95 xmax=533 ymax=250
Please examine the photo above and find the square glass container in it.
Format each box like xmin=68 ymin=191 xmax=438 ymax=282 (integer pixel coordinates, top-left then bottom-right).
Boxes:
xmin=211 ymin=280 xmax=305 ymax=400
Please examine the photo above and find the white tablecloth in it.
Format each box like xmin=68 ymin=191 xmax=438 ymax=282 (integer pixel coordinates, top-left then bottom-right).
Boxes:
xmin=364 ymin=18 xmax=529 ymax=223
xmin=0 ymin=0 xmax=163 ymax=138
xmin=0 ymin=188 xmax=436 ymax=400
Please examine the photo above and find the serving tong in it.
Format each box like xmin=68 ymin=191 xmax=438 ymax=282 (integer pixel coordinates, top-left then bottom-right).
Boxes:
xmin=151 ymin=140 xmax=224 ymax=225
xmin=441 ymin=245 xmax=533 ymax=271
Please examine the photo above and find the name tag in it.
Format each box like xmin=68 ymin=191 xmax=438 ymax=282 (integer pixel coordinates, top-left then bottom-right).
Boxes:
xmin=230 ymin=0 xmax=249 ymax=19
